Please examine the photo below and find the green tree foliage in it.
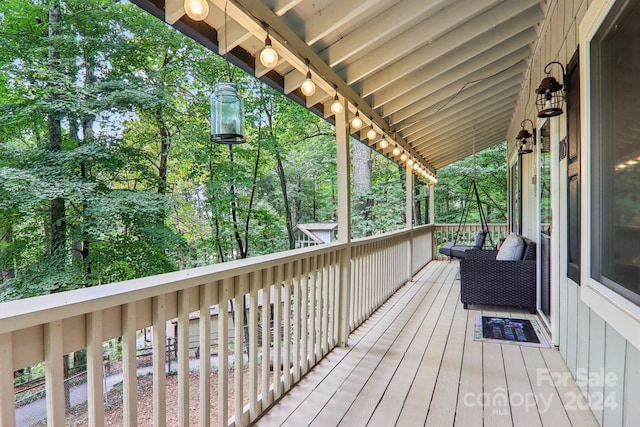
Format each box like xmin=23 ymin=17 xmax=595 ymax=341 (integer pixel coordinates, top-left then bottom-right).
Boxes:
xmin=434 ymin=142 xmax=507 ymax=224
xmin=0 ymin=0 xmax=506 ymax=302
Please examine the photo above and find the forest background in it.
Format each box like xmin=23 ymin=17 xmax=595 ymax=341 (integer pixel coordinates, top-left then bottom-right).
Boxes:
xmin=0 ymin=0 xmax=507 ymax=302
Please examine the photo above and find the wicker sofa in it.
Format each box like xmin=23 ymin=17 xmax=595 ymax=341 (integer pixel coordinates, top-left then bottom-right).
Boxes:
xmin=459 ymin=236 xmax=536 ymax=313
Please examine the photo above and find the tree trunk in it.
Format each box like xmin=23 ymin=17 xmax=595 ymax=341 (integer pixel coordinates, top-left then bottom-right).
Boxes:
xmin=275 ymin=149 xmax=295 ymax=250
xmin=1 ymin=227 xmax=15 ymax=281
xmin=48 ymin=0 xmax=66 ymax=264
xmin=352 ymin=141 xmax=373 ymax=219
xmin=156 ymin=110 xmax=170 ymax=195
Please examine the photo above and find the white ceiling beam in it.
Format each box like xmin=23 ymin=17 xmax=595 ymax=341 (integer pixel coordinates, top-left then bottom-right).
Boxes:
xmin=304 ymin=0 xmax=382 ymax=46
xmin=416 ymin=107 xmax=513 ymax=152
xmin=397 ymin=69 xmax=525 ymax=137
xmin=268 ymin=0 xmax=305 ymax=16
xmin=165 ymin=0 xmax=185 ymax=24
xmin=306 ymin=89 xmax=330 ymax=108
xmin=360 ymin=8 xmax=539 ymax=98
xmin=341 ymin=0 xmax=502 ymax=85
xmin=402 ymin=82 xmax=520 ymax=141
xmin=406 ymin=84 xmax=521 ymax=144
xmin=379 ymin=47 xmax=530 ymax=118
xmin=318 ymin=0 xmax=456 ymax=68
xmin=371 ymin=30 xmax=534 ymax=109
xmin=217 ymin=20 xmax=253 ymax=54
xmin=431 ymin=135 xmax=505 ymax=169
xmin=234 ymin=0 xmax=433 ymax=174
xmin=421 ymin=122 xmax=509 ymax=159
xmin=411 ymin=102 xmax=515 ymax=150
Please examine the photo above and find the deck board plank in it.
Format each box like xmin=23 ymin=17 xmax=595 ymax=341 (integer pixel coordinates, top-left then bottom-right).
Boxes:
xmin=255 ymin=261 xmax=598 ymax=427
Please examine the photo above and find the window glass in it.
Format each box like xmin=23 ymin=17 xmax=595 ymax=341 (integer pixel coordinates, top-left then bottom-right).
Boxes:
xmin=591 ymin=0 xmax=640 ymax=302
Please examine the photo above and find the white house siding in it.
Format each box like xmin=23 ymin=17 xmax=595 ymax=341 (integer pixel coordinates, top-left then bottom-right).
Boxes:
xmin=507 ymin=0 xmax=639 ymax=425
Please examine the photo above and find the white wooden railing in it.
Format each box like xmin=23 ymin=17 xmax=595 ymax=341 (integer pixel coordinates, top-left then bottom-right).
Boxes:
xmin=0 ymin=225 xmax=433 ymax=427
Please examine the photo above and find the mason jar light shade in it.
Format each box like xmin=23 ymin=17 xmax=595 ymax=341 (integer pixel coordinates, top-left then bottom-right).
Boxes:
xmin=210 ymin=82 xmax=246 ymax=144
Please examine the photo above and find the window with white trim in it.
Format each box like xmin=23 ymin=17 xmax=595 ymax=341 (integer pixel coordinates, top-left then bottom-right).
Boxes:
xmin=590 ymin=0 xmax=640 ymax=304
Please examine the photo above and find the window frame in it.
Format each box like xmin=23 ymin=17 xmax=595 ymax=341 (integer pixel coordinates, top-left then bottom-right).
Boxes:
xmin=580 ymin=0 xmax=640 ymax=350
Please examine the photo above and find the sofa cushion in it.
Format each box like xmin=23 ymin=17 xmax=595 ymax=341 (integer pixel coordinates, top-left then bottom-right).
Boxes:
xmin=496 ymin=233 xmax=525 ymax=260
xmin=474 ymin=230 xmax=487 ymax=248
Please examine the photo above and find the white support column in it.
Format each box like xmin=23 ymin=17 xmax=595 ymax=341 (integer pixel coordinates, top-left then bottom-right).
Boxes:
xmin=87 ymin=310 xmax=105 ymax=427
xmin=406 ymin=164 xmax=413 ymax=280
xmin=406 ymin=164 xmax=413 ymax=229
xmin=335 ymin=98 xmax=351 ymax=244
xmin=335 ymin=97 xmax=351 ymax=347
xmin=429 ymin=183 xmax=435 ymax=225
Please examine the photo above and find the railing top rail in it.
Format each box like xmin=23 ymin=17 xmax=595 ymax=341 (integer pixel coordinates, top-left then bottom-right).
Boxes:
xmin=0 ymin=226 xmax=433 ymax=334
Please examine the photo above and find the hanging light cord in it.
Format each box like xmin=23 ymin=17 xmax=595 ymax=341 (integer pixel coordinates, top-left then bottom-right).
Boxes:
xmin=224 ymin=0 xmax=236 ymax=82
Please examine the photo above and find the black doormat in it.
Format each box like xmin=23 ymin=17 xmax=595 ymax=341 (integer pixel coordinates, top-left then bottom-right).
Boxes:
xmin=473 ymin=315 xmax=549 ymax=348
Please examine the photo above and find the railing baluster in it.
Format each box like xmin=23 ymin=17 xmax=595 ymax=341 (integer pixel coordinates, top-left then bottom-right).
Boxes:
xmin=261 ymin=268 xmax=272 ymax=408
xmin=44 ymin=320 xmax=64 ymax=427
xmin=199 ymin=282 xmax=213 ymax=427
xmin=328 ymin=251 xmax=336 ymax=348
xmin=321 ymin=253 xmax=330 ymax=356
xmin=219 ymin=278 xmax=231 ymax=427
xmin=87 ymin=310 xmax=105 ymax=427
xmin=235 ymin=274 xmax=249 ymax=427
xmin=292 ymin=261 xmax=301 ymax=382
xmin=315 ymin=255 xmax=322 ymax=360
xmin=178 ymin=290 xmax=190 ymax=427
xmin=122 ymin=302 xmax=137 ymax=427
xmin=249 ymin=270 xmax=260 ymax=420
xmin=308 ymin=256 xmax=317 ymax=366
xmin=152 ymin=295 xmax=167 ymax=427
xmin=0 ymin=332 xmax=15 ymax=427
xmin=273 ymin=265 xmax=283 ymax=399
xmin=283 ymin=262 xmax=292 ymax=392
xmin=300 ymin=259 xmax=309 ymax=373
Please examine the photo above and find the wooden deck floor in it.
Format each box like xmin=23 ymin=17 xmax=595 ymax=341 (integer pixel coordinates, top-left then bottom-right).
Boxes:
xmin=256 ymin=261 xmax=599 ymax=427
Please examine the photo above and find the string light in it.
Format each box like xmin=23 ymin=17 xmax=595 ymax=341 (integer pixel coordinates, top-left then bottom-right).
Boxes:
xmin=184 ymin=0 xmax=209 ymax=21
xmin=393 ymin=147 xmax=401 ymax=156
xmin=380 ymin=139 xmax=389 ymax=149
xmin=259 ymin=30 xmax=278 ymax=69
xmin=300 ymin=64 xmax=316 ymax=97
xmin=351 ymin=108 xmax=363 ymax=130
xmin=330 ymin=92 xmax=343 ymax=115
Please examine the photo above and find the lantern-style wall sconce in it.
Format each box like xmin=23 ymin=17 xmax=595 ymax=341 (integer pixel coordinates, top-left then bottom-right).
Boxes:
xmin=536 ymin=61 xmax=566 ymax=118
xmin=210 ymin=82 xmax=246 ymax=144
xmin=516 ymin=119 xmax=536 ymax=155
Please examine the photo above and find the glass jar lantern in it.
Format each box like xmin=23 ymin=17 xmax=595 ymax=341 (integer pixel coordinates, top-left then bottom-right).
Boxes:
xmin=210 ymin=82 xmax=246 ymax=144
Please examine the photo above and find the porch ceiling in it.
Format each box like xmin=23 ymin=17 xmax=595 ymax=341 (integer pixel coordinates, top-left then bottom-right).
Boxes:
xmin=133 ymin=0 xmax=547 ymax=173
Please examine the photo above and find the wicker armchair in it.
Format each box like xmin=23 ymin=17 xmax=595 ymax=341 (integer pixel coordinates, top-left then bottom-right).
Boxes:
xmin=460 ymin=237 xmax=536 ymax=313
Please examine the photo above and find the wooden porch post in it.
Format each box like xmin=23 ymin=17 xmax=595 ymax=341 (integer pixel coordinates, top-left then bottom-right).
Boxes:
xmin=429 ymin=183 xmax=435 ymax=225
xmin=335 ymin=98 xmax=351 ymax=347
xmin=406 ymin=163 xmax=413 ymax=280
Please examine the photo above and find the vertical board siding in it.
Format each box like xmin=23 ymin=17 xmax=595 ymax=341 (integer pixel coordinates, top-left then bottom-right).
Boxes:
xmin=624 ymin=344 xmax=640 ymax=426
xmin=603 ymin=324 xmax=626 ymax=427
xmin=588 ymin=311 xmax=606 ymax=425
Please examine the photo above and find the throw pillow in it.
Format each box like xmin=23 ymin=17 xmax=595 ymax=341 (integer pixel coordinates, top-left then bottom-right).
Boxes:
xmin=496 ymin=233 xmax=525 ymax=260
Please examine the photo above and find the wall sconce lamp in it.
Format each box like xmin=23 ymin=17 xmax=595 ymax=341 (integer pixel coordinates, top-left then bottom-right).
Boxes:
xmin=536 ymin=61 xmax=566 ymax=118
xmin=516 ymin=119 xmax=536 ymax=155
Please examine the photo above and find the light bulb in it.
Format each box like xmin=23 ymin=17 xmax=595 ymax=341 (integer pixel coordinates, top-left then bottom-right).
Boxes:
xmin=301 ymin=71 xmax=316 ymax=96
xmin=413 ymin=163 xmax=419 ymax=170
xmin=380 ymin=139 xmax=389 ymax=149
xmin=407 ymin=159 xmax=414 ymax=166
xmin=351 ymin=112 xmax=363 ymax=130
xmin=392 ymin=147 xmax=401 ymax=156
xmin=260 ymin=37 xmax=278 ymax=68
xmin=367 ymin=127 xmax=377 ymax=140
xmin=184 ymin=0 xmax=209 ymax=21
xmin=331 ymin=95 xmax=343 ymax=115
xmin=400 ymin=153 xmax=407 ymax=161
